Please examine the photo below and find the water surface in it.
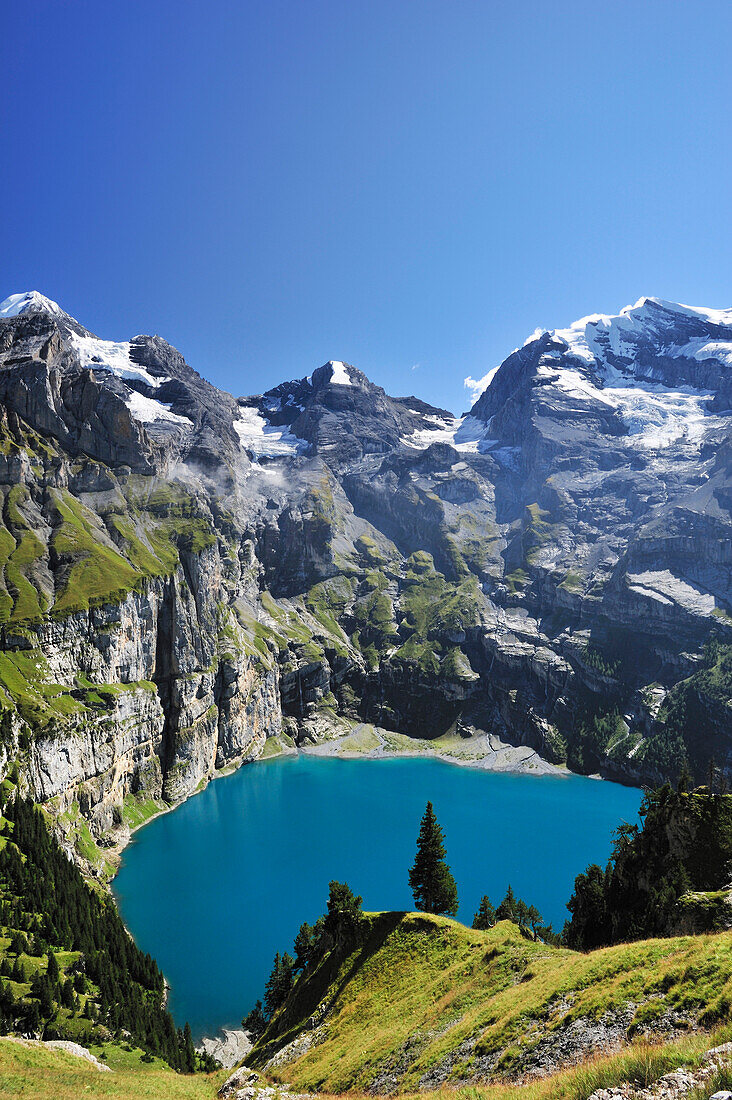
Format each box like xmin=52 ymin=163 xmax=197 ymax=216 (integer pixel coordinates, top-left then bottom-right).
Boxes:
xmin=112 ymin=754 xmax=641 ymax=1040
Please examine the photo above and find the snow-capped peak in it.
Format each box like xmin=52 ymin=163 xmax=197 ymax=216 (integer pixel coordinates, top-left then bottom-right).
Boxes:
xmin=619 ymin=296 xmax=732 ymax=327
xmin=520 ymin=297 xmax=732 ymax=360
xmin=0 ymin=291 xmax=65 ymax=318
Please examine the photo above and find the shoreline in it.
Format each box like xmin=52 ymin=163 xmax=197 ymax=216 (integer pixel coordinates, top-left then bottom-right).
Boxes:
xmin=296 ymin=720 xmax=568 ymax=778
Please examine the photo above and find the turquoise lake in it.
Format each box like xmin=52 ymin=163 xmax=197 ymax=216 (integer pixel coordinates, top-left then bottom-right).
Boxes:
xmin=112 ymin=754 xmax=642 ymax=1041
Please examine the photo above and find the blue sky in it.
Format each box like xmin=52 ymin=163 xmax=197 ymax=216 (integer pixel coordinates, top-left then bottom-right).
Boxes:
xmin=4 ymin=0 xmax=732 ymax=414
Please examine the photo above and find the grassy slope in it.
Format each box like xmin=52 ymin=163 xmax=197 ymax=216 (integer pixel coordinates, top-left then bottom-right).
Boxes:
xmin=0 ymin=1039 xmax=224 ymax=1099
xmin=4 ymin=1034 xmax=732 ymax=1100
xmin=252 ymin=913 xmax=732 ymax=1094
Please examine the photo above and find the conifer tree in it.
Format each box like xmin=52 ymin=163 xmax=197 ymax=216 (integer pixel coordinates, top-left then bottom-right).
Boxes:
xmin=325 ymin=881 xmax=363 ymax=936
xmin=46 ymin=950 xmax=59 ymax=986
xmin=496 ymin=884 xmax=517 ymax=922
xmin=263 ymin=952 xmax=295 ymax=1017
xmin=677 ymin=758 xmax=693 ymax=793
xmin=515 ymin=898 xmax=530 ymax=930
xmin=408 ymin=802 xmax=458 ymax=916
xmin=527 ymin=904 xmax=542 ymax=940
xmin=293 ymin=921 xmax=315 ymax=968
xmin=181 ymin=1021 xmax=196 ymax=1073
xmin=471 ymin=895 xmax=496 ymax=930
xmin=242 ymin=999 xmax=267 ymax=1040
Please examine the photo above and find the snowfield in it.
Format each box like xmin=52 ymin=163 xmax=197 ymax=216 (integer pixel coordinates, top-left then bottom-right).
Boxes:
xmin=234 ymin=407 xmax=308 ymax=457
xmin=328 ymin=361 xmax=352 ymax=386
xmin=70 ymin=332 xmax=169 ymax=390
xmin=125 ymin=391 xmax=192 ymax=427
xmin=402 ymin=414 xmax=498 ymax=454
xmin=536 ymin=357 xmax=721 ymax=449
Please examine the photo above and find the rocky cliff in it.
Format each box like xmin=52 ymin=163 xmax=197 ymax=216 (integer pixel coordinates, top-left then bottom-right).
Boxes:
xmin=0 ymin=290 xmax=731 ymax=848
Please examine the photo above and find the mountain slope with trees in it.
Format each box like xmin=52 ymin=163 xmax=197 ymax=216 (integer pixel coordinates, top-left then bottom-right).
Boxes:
xmin=0 ymin=780 xmax=204 ymax=1071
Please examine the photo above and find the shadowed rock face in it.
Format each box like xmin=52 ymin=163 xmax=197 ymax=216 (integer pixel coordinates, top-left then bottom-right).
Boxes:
xmin=0 ymin=290 xmax=731 ymax=837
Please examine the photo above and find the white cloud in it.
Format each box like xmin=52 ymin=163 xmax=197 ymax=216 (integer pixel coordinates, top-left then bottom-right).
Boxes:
xmin=464 ymin=364 xmax=500 ymax=400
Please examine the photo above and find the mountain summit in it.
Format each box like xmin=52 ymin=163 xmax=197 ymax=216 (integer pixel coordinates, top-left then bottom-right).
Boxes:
xmin=0 ymin=290 xmax=67 ymax=317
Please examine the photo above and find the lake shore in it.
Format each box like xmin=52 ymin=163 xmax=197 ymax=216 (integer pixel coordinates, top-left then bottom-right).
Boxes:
xmin=296 ymin=721 xmax=564 ymax=776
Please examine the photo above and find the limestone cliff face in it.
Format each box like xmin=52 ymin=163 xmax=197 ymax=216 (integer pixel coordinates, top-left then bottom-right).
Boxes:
xmin=15 ymin=552 xmax=282 ymax=833
xmin=0 ymin=290 xmax=732 ymax=832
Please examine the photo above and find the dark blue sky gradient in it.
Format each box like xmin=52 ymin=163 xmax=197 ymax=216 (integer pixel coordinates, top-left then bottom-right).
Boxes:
xmin=4 ymin=1 xmax=732 ymax=412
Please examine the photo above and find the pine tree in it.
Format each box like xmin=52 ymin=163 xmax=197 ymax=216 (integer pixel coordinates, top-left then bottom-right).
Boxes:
xmin=242 ymin=999 xmax=267 ymax=1040
xmin=526 ymin=904 xmax=542 ymax=940
xmin=408 ymin=802 xmax=458 ymax=916
xmin=181 ymin=1021 xmax=196 ymax=1073
xmin=263 ymin=952 xmax=295 ymax=1018
xmin=9 ymin=931 xmax=26 ymax=956
xmin=46 ymin=950 xmax=59 ymax=986
xmin=677 ymin=758 xmax=694 ymax=793
xmin=515 ymin=898 xmax=530 ymax=930
xmin=496 ymin=885 xmax=518 ymax=922
xmin=471 ymin=895 xmax=496 ymax=930
xmin=293 ymin=921 xmax=315 ymax=968
xmin=325 ymin=881 xmax=363 ymax=936
xmin=61 ymin=977 xmax=76 ymax=1009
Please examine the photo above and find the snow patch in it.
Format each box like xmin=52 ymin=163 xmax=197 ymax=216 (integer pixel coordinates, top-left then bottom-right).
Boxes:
xmin=70 ymin=332 xmax=165 ymax=390
xmin=126 ymin=391 xmax=192 ymax=427
xmin=606 ymin=384 xmax=715 ymax=448
xmin=544 ymin=296 xmax=732 ymax=375
xmin=0 ymin=291 xmax=65 ymax=317
xmin=234 ymin=407 xmax=308 ymax=458
xmin=328 ymin=361 xmax=352 ymax=386
xmin=402 ymin=417 xmax=462 ymax=449
xmin=402 ymin=414 xmax=497 ymax=454
xmin=535 ymin=357 xmax=720 ymax=449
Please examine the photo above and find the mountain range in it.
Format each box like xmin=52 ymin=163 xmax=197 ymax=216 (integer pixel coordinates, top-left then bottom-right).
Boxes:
xmin=1 ymin=288 xmax=731 ymax=847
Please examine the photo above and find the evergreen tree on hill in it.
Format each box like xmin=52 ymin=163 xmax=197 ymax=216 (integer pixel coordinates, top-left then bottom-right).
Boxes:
xmin=496 ymin=884 xmax=517 ymax=922
xmin=471 ymin=895 xmax=496 ymax=930
xmin=46 ymin=950 xmax=59 ymax=985
xmin=264 ymin=951 xmax=295 ymax=1017
xmin=325 ymin=881 xmax=363 ymax=936
xmin=515 ymin=898 xmax=530 ymax=930
xmin=181 ymin=1022 xmax=196 ymax=1074
xmin=527 ymin=904 xmax=542 ymax=940
xmin=408 ymin=802 xmax=458 ymax=917
xmin=242 ymin=999 xmax=267 ymax=1040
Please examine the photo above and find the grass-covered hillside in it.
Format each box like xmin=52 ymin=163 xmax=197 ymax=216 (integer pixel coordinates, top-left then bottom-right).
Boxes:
xmin=0 ymin=1038 xmax=226 ymax=1100
xmin=6 ymin=1028 xmax=732 ymax=1100
xmin=250 ymin=911 xmax=732 ymax=1094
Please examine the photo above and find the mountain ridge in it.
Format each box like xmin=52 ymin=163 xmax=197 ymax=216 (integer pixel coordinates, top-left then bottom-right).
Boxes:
xmin=0 ymin=288 xmax=731 ymax=862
